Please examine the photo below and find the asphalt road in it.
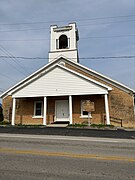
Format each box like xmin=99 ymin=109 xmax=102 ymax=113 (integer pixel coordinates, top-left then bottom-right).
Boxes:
xmin=0 ymin=134 xmax=135 ymax=180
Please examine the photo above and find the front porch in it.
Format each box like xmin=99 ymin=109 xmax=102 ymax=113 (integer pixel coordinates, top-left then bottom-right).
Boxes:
xmin=11 ymin=94 xmax=110 ymax=126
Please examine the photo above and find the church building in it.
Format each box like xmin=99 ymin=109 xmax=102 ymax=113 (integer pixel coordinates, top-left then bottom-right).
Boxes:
xmin=1 ymin=23 xmax=135 ymax=127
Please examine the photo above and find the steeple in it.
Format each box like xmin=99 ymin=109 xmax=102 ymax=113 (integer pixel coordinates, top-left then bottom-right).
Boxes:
xmin=49 ymin=23 xmax=79 ymax=63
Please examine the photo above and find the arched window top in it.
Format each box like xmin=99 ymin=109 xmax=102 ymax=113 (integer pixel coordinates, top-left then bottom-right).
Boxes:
xmin=59 ymin=35 xmax=68 ymax=49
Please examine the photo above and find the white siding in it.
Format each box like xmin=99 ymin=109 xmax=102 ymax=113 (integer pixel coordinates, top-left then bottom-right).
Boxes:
xmin=13 ymin=66 xmax=108 ymax=98
xmin=49 ymin=50 xmax=78 ymax=63
xmin=49 ymin=23 xmax=78 ymax=63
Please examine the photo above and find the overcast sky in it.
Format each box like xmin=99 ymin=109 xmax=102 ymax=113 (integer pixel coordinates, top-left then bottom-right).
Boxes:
xmin=0 ymin=0 xmax=135 ymax=100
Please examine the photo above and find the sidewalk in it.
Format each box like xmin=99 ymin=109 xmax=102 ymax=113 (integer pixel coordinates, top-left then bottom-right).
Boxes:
xmin=0 ymin=126 xmax=135 ymax=139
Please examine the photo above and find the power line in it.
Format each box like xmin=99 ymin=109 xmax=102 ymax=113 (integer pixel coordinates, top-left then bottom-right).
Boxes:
xmin=81 ymin=34 xmax=135 ymax=39
xmin=79 ymin=56 xmax=135 ymax=60
xmin=0 ymin=19 xmax=134 ymax=33
xmin=79 ymin=19 xmax=135 ymax=27
xmin=0 ymin=90 xmax=4 ymax=93
xmin=0 ymin=27 xmax=49 ymax=33
xmin=0 ymin=14 xmax=135 ymax=26
xmin=0 ymin=45 xmax=29 ymax=76
xmin=0 ymin=87 xmax=6 ymax=93
xmin=0 ymin=46 xmax=29 ymax=75
xmin=0 ymin=38 xmax=49 ymax=42
xmin=0 ymin=55 xmax=135 ymax=60
xmin=0 ymin=34 xmax=135 ymax=42
xmin=0 ymin=72 xmax=15 ymax=81
xmin=0 ymin=87 xmax=5 ymax=91
xmin=0 ymin=45 xmax=30 ymax=75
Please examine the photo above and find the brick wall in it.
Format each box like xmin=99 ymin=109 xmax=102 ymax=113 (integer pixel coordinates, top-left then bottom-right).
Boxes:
xmin=66 ymin=63 xmax=135 ymax=128
xmin=15 ymin=98 xmax=43 ymax=125
xmin=2 ymin=96 xmax=12 ymax=122
xmin=72 ymin=95 xmax=105 ymax=124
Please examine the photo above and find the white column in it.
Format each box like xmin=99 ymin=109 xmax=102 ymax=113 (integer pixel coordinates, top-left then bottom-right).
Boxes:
xmin=43 ymin=96 xmax=47 ymax=126
xmin=104 ymin=94 xmax=110 ymax=125
xmin=11 ymin=98 xmax=16 ymax=126
xmin=69 ymin=95 xmax=72 ymax=124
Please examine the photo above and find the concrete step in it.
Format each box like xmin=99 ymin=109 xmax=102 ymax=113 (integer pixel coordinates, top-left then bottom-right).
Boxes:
xmin=46 ymin=124 xmax=68 ymax=127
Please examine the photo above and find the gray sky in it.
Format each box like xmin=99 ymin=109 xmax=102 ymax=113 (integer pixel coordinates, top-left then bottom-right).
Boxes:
xmin=0 ymin=0 xmax=135 ymax=100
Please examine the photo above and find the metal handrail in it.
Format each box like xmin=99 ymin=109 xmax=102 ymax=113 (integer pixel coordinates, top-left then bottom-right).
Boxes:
xmin=104 ymin=115 xmax=123 ymax=127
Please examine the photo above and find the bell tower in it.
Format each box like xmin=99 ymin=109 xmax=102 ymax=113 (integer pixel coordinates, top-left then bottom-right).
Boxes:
xmin=49 ymin=23 xmax=79 ymax=63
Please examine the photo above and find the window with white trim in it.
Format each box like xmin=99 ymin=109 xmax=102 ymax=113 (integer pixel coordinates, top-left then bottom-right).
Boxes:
xmin=34 ymin=101 xmax=43 ymax=117
xmin=81 ymin=100 xmax=89 ymax=117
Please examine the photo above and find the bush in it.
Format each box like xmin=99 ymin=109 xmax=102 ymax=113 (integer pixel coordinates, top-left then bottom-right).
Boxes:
xmin=68 ymin=123 xmax=87 ymax=127
xmin=0 ymin=121 xmax=10 ymax=125
xmin=16 ymin=124 xmax=45 ymax=128
xmin=90 ymin=124 xmax=114 ymax=128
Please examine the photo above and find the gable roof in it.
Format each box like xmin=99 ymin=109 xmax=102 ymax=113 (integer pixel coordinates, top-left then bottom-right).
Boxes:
xmin=11 ymin=64 xmax=111 ymax=98
xmin=62 ymin=57 xmax=135 ymax=94
xmin=62 ymin=56 xmax=135 ymax=94
xmin=1 ymin=55 xmax=134 ymax=98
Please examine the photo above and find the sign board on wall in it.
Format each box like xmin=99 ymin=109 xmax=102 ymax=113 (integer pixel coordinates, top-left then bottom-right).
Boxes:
xmin=82 ymin=100 xmax=95 ymax=112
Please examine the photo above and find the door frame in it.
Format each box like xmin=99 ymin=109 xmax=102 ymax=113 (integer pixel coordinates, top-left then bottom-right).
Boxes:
xmin=54 ymin=100 xmax=69 ymax=122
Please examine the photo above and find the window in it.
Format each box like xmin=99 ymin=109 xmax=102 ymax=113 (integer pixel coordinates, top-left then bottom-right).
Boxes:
xmin=81 ymin=100 xmax=89 ymax=117
xmin=34 ymin=101 xmax=43 ymax=117
xmin=82 ymin=111 xmax=89 ymax=116
xmin=59 ymin=35 xmax=68 ymax=49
